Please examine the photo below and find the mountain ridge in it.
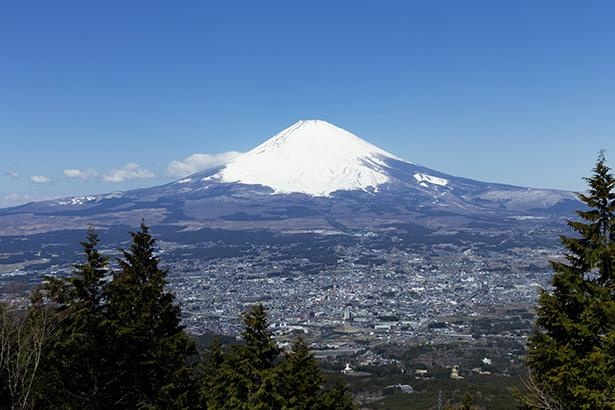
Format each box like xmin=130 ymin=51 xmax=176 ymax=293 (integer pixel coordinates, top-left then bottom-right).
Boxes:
xmin=0 ymin=120 xmax=578 ymax=236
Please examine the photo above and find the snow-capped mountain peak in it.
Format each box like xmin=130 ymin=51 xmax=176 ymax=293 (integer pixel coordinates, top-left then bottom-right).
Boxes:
xmin=0 ymin=119 xmax=580 ymax=236
xmin=216 ymin=120 xmax=404 ymax=196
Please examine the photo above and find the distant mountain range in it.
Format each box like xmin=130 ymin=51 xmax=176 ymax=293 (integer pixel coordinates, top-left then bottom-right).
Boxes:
xmin=0 ymin=120 xmax=578 ymax=236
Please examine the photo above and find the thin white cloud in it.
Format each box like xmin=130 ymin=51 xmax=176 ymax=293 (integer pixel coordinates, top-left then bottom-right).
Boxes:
xmin=166 ymin=151 xmax=241 ymax=177
xmin=102 ymin=163 xmax=155 ymax=183
xmin=62 ymin=163 xmax=155 ymax=183
xmin=30 ymin=175 xmax=52 ymax=184
xmin=64 ymin=168 xmax=100 ymax=181
xmin=3 ymin=193 xmax=28 ymax=202
xmin=4 ymin=171 xmax=19 ymax=179
xmin=0 ymin=193 xmax=55 ymax=208
xmin=1 ymin=193 xmax=31 ymax=208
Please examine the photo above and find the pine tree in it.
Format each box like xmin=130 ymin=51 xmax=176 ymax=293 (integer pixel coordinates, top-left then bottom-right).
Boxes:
xmin=242 ymin=303 xmax=281 ymax=371
xmin=106 ymin=223 xmax=197 ymax=408
xmin=36 ymin=228 xmax=113 ymax=408
xmin=525 ymin=153 xmax=615 ymax=409
xmin=202 ymin=304 xmax=356 ymax=409
xmin=199 ymin=338 xmax=226 ymax=408
xmin=224 ymin=303 xmax=284 ymax=409
xmin=208 ymin=344 xmax=253 ymax=409
xmin=280 ymin=337 xmax=324 ymax=410
xmin=320 ymin=379 xmax=355 ymax=410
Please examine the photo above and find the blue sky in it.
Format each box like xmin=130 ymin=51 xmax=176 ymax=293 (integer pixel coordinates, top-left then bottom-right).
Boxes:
xmin=1 ymin=1 xmax=614 ymax=207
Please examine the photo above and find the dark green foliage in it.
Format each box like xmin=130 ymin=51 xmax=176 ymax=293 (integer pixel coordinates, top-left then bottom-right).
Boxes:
xmin=105 ymin=223 xmax=197 ymax=408
xmin=241 ymin=304 xmax=281 ymax=371
xmin=200 ymin=303 xmax=356 ymax=409
xmin=525 ymin=153 xmax=615 ymax=409
xmin=36 ymin=228 xmax=113 ymax=408
xmin=34 ymin=225 xmax=197 ymax=409
xmin=6 ymin=225 xmax=353 ymax=409
xmin=320 ymin=379 xmax=355 ymax=410
xmin=199 ymin=337 xmax=226 ymax=408
xmin=280 ymin=338 xmax=324 ymax=409
xmin=201 ymin=304 xmax=284 ymax=409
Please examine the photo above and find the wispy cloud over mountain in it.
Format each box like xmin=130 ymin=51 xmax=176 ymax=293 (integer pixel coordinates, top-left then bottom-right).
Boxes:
xmin=101 ymin=163 xmax=155 ymax=183
xmin=63 ymin=163 xmax=155 ymax=183
xmin=166 ymin=152 xmax=241 ymax=177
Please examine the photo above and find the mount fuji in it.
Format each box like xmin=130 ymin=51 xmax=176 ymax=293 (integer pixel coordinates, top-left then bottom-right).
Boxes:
xmin=214 ymin=119 xmax=403 ymax=196
xmin=0 ymin=120 xmax=578 ymax=237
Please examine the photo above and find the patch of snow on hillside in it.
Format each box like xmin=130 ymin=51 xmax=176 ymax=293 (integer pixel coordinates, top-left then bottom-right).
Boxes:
xmin=103 ymin=192 xmax=123 ymax=199
xmin=56 ymin=196 xmax=98 ymax=206
xmin=414 ymin=173 xmax=448 ymax=186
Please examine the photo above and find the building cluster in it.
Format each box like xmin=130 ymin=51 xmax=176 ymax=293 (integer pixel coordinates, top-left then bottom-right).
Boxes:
xmin=162 ymin=234 xmax=555 ymax=350
xmin=1 ymin=229 xmax=557 ymax=360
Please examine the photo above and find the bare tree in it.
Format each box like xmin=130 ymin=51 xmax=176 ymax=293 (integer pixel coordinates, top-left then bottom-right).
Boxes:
xmin=518 ymin=371 xmax=565 ymax=410
xmin=0 ymin=291 xmax=59 ymax=409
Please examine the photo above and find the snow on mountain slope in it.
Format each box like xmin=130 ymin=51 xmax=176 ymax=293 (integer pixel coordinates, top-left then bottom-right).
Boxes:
xmin=215 ymin=120 xmax=405 ymax=196
xmin=414 ymin=173 xmax=448 ymax=187
xmin=0 ymin=119 xmax=578 ymax=227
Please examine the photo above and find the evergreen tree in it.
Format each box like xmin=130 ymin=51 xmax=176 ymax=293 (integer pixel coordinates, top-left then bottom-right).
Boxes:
xmin=280 ymin=337 xmax=324 ymax=410
xmin=212 ymin=303 xmax=284 ymax=409
xmin=202 ymin=304 xmax=355 ymax=409
xmin=199 ymin=338 xmax=226 ymax=408
xmin=525 ymin=153 xmax=615 ymax=409
xmin=36 ymin=228 xmax=113 ymax=408
xmin=32 ymin=225 xmax=359 ymax=409
xmin=105 ymin=223 xmax=197 ymax=409
xmin=241 ymin=303 xmax=281 ymax=372
xmin=320 ymin=379 xmax=355 ymax=410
